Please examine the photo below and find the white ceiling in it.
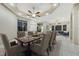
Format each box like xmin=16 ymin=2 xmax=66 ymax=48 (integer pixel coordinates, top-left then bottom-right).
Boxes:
xmin=38 ymin=3 xmax=73 ymax=23
xmin=3 ymin=3 xmax=59 ymax=18
xmin=2 ymin=3 xmax=73 ymax=23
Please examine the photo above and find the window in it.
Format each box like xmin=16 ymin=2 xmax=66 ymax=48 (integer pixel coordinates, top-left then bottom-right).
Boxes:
xmin=63 ymin=25 xmax=67 ymax=31
xmin=55 ymin=25 xmax=62 ymax=31
xmin=18 ymin=20 xmax=27 ymax=31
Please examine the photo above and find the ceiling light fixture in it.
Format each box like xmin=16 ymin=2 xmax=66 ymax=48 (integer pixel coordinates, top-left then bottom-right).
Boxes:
xmin=9 ymin=3 xmax=15 ymax=6
xmin=32 ymin=14 xmax=36 ymax=17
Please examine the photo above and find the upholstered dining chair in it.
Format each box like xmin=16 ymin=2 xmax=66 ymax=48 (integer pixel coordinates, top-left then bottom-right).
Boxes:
xmin=49 ymin=31 xmax=57 ymax=51
xmin=52 ymin=31 xmax=57 ymax=45
xmin=17 ymin=31 xmax=25 ymax=38
xmin=30 ymin=31 xmax=51 ymax=56
xmin=28 ymin=31 xmax=33 ymax=36
xmin=0 ymin=33 xmax=27 ymax=56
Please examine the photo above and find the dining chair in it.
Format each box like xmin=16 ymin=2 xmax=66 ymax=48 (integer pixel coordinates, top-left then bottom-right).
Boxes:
xmin=32 ymin=33 xmax=44 ymax=44
xmin=0 ymin=33 xmax=27 ymax=56
xmin=25 ymin=31 xmax=28 ymax=36
xmin=52 ymin=31 xmax=57 ymax=45
xmin=49 ymin=31 xmax=57 ymax=51
xmin=30 ymin=31 xmax=51 ymax=56
xmin=28 ymin=31 xmax=33 ymax=36
xmin=17 ymin=31 xmax=25 ymax=38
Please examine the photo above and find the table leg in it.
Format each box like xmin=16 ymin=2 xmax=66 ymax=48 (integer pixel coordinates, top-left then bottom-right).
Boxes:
xmin=28 ymin=42 xmax=32 ymax=56
xmin=20 ymin=42 xmax=23 ymax=46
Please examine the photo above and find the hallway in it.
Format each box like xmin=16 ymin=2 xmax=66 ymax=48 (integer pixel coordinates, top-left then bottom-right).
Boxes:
xmin=50 ymin=35 xmax=79 ymax=56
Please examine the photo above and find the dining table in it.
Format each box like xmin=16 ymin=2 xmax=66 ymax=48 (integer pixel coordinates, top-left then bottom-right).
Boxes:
xmin=15 ymin=35 xmax=41 ymax=55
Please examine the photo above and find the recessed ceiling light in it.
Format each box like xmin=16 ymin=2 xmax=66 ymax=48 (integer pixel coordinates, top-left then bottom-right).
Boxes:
xmin=53 ymin=3 xmax=57 ymax=6
xmin=9 ymin=3 xmax=15 ymax=6
xmin=17 ymin=12 xmax=22 ymax=16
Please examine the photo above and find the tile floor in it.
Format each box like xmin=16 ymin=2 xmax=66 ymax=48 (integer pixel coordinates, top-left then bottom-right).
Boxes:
xmin=50 ymin=35 xmax=79 ymax=56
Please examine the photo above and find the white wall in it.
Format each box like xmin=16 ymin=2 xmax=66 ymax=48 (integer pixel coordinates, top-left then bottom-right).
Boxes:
xmin=0 ymin=4 xmax=17 ymax=43
xmin=71 ymin=4 xmax=79 ymax=45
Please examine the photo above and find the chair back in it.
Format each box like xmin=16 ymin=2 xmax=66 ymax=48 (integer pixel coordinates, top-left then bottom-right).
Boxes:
xmin=41 ymin=31 xmax=51 ymax=50
xmin=17 ymin=31 xmax=25 ymax=38
xmin=51 ymin=31 xmax=57 ymax=45
xmin=53 ymin=31 xmax=57 ymax=43
xmin=0 ymin=33 xmax=10 ymax=55
xmin=28 ymin=31 xmax=33 ymax=36
xmin=53 ymin=31 xmax=56 ymax=40
xmin=49 ymin=31 xmax=54 ymax=46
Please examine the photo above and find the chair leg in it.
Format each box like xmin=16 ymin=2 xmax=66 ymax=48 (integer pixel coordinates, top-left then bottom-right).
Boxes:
xmin=50 ymin=46 xmax=52 ymax=51
xmin=47 ymin=48 xmax=49 ymax=56
xmin=4 ymin=52 xmax=6 ymax=56
xmin=49 ymin=45 xmax=52 ymax=51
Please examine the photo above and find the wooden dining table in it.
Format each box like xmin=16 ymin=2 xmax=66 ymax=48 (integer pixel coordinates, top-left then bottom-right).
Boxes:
xmin=15 ymin=36 xmax=41 ymax=55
